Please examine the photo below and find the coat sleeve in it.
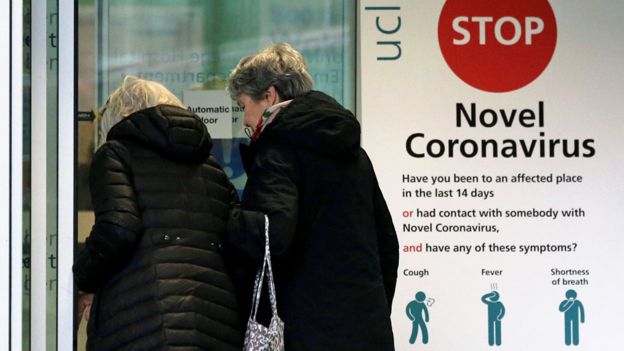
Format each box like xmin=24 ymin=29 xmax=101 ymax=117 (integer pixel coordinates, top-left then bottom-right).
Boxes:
xmin=373 ymin=173 xmax=399 ymax=309
xmin=228 ymin=144 xmax=299 ymax=265
xmin=73 ymin=142 xmax=143 ymax=293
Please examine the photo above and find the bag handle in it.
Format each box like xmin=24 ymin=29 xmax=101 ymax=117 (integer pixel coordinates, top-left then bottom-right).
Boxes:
xmin=250 ymin=215 xmax=279 ymax=320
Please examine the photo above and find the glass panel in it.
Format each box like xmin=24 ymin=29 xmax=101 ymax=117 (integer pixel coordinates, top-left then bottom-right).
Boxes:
xmin=94 ymin=0 xmax=356 ymax=192
xmin=30 ymin=0 xmax=62 ymax=349
xmin=76 ymin=1 xmax=355 ymax=349
xmin=77 ymin=1 xmax=96 ymax=348
xmin=46 ymin=0 xmax=59 ymax=349
xmin=23 ymin=0 xmax=32 ymax=349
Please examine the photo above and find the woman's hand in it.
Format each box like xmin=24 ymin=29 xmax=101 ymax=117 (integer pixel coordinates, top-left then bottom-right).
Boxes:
xmin=77 ymin=292 xmax=94 ymax=322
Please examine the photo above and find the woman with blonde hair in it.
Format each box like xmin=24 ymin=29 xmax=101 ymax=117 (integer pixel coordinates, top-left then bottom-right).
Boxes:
xmin=74 ymin=76 xmax=242 ymax=350
xmin=227 ymin=43 xmax=399 ymax=350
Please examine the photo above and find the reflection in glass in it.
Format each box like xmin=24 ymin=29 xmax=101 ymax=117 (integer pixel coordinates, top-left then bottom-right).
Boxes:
xmin=77 ymin=1 xmax=355 ymax=349
xmin=23 ymin=0 xmax=32 ymax=349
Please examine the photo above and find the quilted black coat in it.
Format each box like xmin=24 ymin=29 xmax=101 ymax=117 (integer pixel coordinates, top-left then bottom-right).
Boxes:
xmin=73 ymin=105 xmax=242 ymax=350
xmin=229 ymin=91 xmax=399 ymax=350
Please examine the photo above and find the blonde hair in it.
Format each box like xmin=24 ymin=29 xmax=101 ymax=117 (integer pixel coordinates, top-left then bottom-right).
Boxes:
xmin=96 ymin=75 xmax=185 ymax=148
xmin=227 ymin=43 xmax=313 ymax=101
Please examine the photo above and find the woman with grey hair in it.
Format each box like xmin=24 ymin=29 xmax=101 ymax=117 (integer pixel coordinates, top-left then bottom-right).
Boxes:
xmin=227 ymin=43 xmax=399 ymax=350
xmin=73 ymin=76 xmax=243 ymax=350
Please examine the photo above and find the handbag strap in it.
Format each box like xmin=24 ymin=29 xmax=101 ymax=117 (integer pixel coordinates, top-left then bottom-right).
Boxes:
xmin=250 ymin=215 xmax=280 ymax=320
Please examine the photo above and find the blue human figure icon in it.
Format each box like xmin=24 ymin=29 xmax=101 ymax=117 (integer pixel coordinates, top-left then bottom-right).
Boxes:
xmin=559 ymin=289 xmax=585 ymax=346
xmin=481 ymin=290 xmax=505 ymax=346
xmin=406 ymin=291 xmax=429 ymax=344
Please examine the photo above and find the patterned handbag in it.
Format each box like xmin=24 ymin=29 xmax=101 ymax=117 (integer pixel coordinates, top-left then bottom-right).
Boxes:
xmin=243 ymin=215 xmax=285 ymax=351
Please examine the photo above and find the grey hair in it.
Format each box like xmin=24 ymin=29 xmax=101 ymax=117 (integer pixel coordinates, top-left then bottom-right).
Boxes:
xmin=96 ymin=75 xmax=185 ymax=148
xmin=227 ymin=43 xmax=313 ymax=101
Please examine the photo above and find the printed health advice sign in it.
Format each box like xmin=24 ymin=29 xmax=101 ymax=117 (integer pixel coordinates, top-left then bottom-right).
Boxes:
xmin=359 ymin=1 xmax=624 ymax=350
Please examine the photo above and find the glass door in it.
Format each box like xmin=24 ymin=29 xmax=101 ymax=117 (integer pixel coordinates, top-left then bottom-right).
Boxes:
xmin=30 ymin=0 xmax=75 ymax=350
xmin=76 ymin=0 xmax=356 ymax=349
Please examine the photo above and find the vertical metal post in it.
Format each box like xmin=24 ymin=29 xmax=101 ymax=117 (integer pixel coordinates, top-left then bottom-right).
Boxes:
xmin=0 ymin=0 xmax=12 ymax=348
xmin=11 ymin=1 xmax=25 ymax=349
xmin=57 ymin=0 xmax=75 ymax=349
xmin=30 ymin=0 xmax=48 ymax=349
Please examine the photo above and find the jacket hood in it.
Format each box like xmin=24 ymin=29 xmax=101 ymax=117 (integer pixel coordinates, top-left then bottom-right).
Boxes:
xmin=258 ymin=91 xmax=361 ymax=159
xmin=107 ymin=104 xmax=213 ymax=163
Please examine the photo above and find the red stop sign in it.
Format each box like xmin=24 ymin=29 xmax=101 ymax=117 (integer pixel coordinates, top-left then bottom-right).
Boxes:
xmin=438 ymin=0 xmax=557 ymax=93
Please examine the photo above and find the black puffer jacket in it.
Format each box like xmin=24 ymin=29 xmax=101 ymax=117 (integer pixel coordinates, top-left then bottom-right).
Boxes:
xmin=229 ymin=91 xmax=399 ymax=350
xmin=73 ymin=105 xmax=242 ymax=350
